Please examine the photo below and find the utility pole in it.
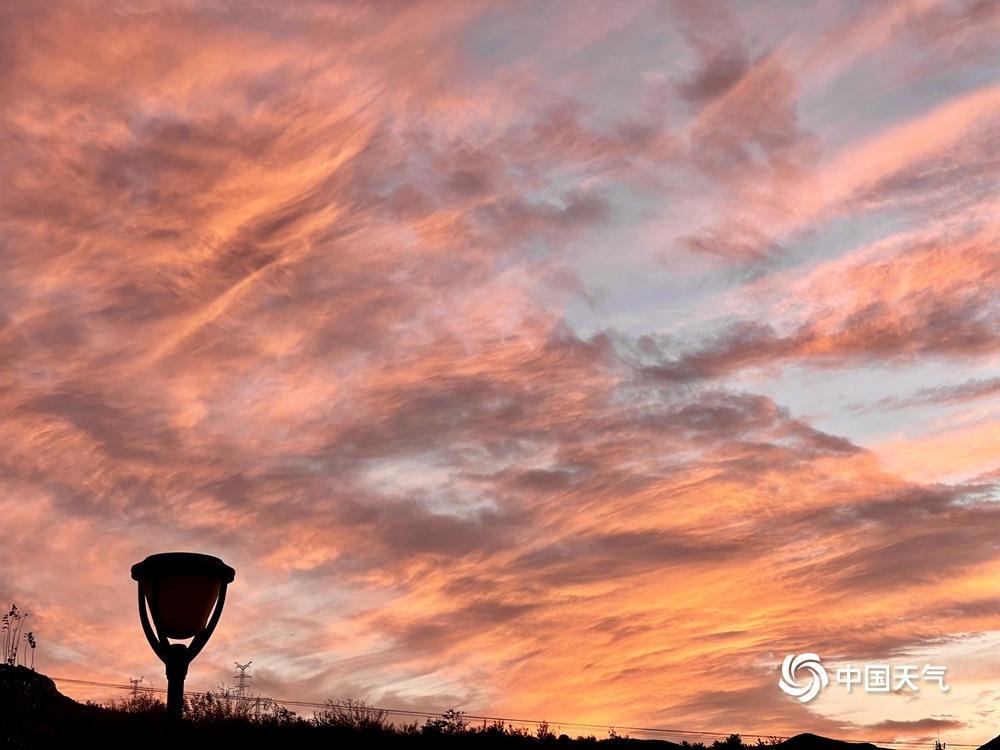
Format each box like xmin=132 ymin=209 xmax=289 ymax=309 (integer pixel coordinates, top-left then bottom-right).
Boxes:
xmin=129 ymin=676 xmax=144 ymax=697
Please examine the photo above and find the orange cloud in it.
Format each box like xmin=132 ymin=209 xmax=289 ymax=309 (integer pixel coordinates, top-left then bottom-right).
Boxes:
xmin=0 ymin=2 xmax=997 ymax=745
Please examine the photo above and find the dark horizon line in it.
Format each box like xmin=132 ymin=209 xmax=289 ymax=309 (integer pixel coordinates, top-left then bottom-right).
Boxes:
xmin=35 ymin=670 xmax=981 ymax=748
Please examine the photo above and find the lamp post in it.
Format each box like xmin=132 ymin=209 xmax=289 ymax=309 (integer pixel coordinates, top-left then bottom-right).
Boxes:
xmin=130 ymin=552 xmax=235 ymax=722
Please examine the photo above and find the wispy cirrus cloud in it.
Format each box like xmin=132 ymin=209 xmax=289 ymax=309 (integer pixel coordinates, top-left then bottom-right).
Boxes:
xmin=0 ymin=0 xmax=998 ymax=745
xmin=854 ymin=377 xmax=1000 ymax=412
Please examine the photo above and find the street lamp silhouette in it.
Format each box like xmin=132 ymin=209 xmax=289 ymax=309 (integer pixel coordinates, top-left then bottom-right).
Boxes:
xmin=131 ymin=552 xmax=235 ymax=722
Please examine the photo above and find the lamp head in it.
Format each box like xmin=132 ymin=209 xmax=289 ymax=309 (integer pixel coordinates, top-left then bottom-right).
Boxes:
xmin=131 ymin=552 xmax=235 ymax=640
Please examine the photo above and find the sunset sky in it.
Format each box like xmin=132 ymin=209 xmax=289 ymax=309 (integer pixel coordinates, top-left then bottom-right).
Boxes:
xmin=1 ymin=0 xmax=998 ymax=744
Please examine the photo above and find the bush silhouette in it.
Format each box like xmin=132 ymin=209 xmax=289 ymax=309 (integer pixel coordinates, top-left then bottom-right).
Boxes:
xmin=313 ymin=697 xmax=391 ymax=732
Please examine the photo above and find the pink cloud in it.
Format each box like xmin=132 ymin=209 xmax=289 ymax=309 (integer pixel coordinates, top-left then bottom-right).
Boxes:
xmin=0 ymin=1 xmax=997 ymax=743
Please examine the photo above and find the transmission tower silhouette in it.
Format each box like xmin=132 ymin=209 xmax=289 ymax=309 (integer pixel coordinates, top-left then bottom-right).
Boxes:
xmin=233 ymin=661 xmax=253 ymax=697
xmin=129 ymin=676 xmax=143 ymax=697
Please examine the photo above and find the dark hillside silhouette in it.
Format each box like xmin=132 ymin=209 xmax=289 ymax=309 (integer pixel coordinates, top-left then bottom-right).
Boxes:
xmin=1 ymin=665 xmax=952 ymax=750
xmin=777 ymin=736 xmax=890 ymax=750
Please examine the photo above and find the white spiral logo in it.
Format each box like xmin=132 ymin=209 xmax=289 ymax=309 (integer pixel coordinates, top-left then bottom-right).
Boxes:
xmin=778 ymin=653 xmax=829 ymax=703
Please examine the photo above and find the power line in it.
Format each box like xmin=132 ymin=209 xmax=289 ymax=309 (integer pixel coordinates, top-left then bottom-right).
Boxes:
xmin=46 ymin=675 xmax=982 ymax=748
